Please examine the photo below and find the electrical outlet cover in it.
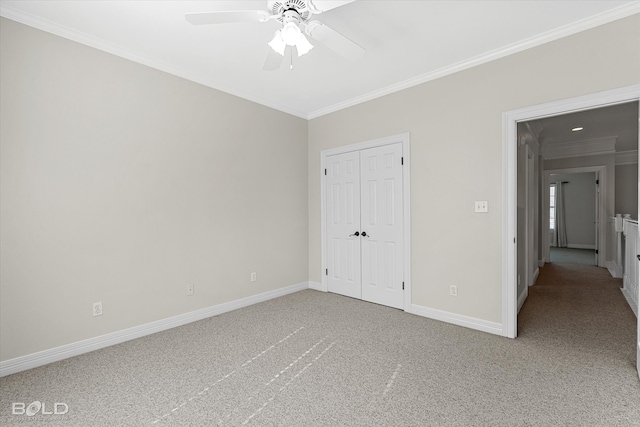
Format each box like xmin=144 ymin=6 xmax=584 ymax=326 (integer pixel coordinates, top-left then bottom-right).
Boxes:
xmin=93 ymin=302 xmax=103 ymax=316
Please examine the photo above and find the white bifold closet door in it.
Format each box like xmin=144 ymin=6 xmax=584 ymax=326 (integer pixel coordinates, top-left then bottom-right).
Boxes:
xmin=326 ymin=143 xmax=404 ymax=309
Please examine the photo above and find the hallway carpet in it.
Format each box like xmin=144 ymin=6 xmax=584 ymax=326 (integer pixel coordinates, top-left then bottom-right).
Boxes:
xmin=549 ymin=247 xmax=596 ymax=265
xmin=1 ymin=267 xmax=638 ymax=426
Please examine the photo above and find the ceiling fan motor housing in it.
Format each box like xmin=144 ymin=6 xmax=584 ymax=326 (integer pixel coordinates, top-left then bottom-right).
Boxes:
xmin=269 ymin=0 xmax=312 ymax=22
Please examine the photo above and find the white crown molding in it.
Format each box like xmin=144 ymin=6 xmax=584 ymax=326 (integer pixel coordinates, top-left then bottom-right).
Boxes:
xmin=0 ymin=4 xmax=309 ymax=120
xmin=2 ymin=2 xmax=638 ymax=120
xmin=0 ymin=282 xmax=310 ymax=377
xmin=307 ymin=3 xmax=640 ymax=119
xmin=542 ymin=136 xmax=617 ymax=159
xmin=616 ymin=150 xmax=639 ymax=164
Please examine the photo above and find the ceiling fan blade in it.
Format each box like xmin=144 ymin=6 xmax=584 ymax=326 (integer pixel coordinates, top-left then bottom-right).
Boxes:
xmin=308 ymin=0 xmax=356 ymax=13
xmin=185 ymin=10 xmax=270 ymax=25
xmin=263 ymin=47 xmax=284 ymax=71
xmin=306 ymin=21 xmax=364 ymax=60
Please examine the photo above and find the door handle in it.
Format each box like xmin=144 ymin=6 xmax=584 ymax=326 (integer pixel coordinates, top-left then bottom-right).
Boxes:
xmin=349 ymin=231 xmax=360 ymax=237
xmin=637 ymin=255 xmax=640 ymax=261
xmin=361 ymin=231 xmax=369 ymax=237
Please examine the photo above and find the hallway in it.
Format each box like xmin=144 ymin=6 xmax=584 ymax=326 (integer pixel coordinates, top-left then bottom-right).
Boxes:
xmin=518 ymin=262 xmax=637 ymax=387
xmin=549 ymin=247 xmax=596 ymax=266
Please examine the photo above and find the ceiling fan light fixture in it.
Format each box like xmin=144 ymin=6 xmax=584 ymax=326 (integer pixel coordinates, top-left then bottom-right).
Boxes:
xmin=281 ymin=21 xmax=302 ymax=45
xmin=187 ymin=1 xmax=365 ymax=70
xmin=268 ymin=24 xmax=314 ymax=57
xmin=268 ymin=30 xmax=287 ymax=55
xmin=295 ymin=33 xmax=314 ymax=56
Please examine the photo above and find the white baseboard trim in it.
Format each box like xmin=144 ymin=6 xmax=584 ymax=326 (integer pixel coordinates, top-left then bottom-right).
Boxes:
xmin=0 ymin=282 xmax=310 ymax=378
xmin=538 ymin=260 xmax=545 ymax=268
xmin=531 ymin=268 xmax=539 ymax=286
xmin=566 ymin=244 xmax=596 ymax=250
xmin=517 ymin=287 xmax=528 ymax=313
xmin=621 ymin=288 xmax=638 ymax=317
xmin=409 ymin=304 xmax=503 ymax=336
xmin=606 ymin=261 xmax=623 ymax=278
xmin=308 ymin=281 xmax=324 ymax=291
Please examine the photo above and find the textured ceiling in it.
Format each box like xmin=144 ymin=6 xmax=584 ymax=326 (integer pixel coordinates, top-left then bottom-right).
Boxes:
xmin=1 ymin=1 xmax=638 ymax=119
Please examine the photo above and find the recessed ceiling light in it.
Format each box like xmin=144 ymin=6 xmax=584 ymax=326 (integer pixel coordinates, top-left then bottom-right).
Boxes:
xmin=571 ymin=127 xmax=584 ymax=132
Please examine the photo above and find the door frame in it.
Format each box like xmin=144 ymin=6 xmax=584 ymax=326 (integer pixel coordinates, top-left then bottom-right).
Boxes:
xmin=503 ymin=84 xmax=640 ymax=339
xmin=543 ymin=167 xmax=604 ymax=266
xmin=524 ymin=143 xmax=535 ymax=288
xmin=320 ymin=133 xmax=411 ymax=311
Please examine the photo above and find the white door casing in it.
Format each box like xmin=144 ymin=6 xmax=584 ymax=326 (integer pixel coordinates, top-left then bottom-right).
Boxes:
xmin=637 ymin=227 xmax=640 ymax=380
xmin=595 ymin=171 xmax=600 ymax=266
xmin=321 ymin=133 xmax=411 ymax=311
xmin=503 ymin=84 xmax=640 ymax=339
xmin=525 ymin=145 xmax=535 ymax=286
xmin=637 ymin=105 xmax=639 ymax=380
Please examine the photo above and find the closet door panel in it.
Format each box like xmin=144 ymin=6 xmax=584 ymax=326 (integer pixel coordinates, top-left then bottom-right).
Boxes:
xmin=360 ymin=143 xmax=404 ymax=309
xmin=326 ymin=151 xmax=361 ymax=299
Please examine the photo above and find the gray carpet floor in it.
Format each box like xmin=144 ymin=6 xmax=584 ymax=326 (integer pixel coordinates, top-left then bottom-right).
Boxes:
xmin=1 ymin=265 xmax=639 ymax=426
xmin=550 ymin=247 xmax=597 ymax=265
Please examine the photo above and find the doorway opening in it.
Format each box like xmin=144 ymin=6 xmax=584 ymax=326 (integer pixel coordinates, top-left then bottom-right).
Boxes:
xmin=503 ymin=84 xmax=640 ymax=339
xmin=546 ymin=169 xmax=600 ymax=267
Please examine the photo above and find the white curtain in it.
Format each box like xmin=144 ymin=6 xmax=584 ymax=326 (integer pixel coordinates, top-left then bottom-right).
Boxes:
xmin=555 ymin=181 xmax=568 ymax=248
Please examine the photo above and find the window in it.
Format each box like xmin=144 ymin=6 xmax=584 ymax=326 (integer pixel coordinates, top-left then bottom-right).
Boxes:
xmin=549 ymin=184 xmax=556 ymax=230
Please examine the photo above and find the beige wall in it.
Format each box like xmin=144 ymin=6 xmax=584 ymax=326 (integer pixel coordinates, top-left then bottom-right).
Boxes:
xmin=616 ymin=163 xmax=639 ymax=218
xmin=308 ymin=15 xmax=640 ymax=323
xmin=2 ymin=14 xmax=639 ymax=364
xmin=0 ymin=18 xmax=308 ymax=362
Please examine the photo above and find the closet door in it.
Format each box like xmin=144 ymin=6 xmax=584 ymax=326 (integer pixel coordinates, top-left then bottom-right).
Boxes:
xmin=360 ymin=143 xmax=404 ymax=309
xmin=325 ymin=143 xmax=404 ymax=309
xmin=326 ymin=151 xmax=362 ymax=299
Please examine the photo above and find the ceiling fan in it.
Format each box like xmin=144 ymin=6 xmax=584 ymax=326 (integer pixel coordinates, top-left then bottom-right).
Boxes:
xmin=185 ymin=0 xmax=365 ymax=70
